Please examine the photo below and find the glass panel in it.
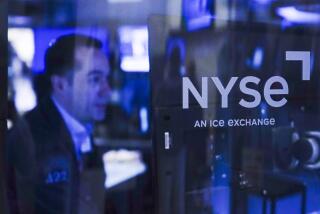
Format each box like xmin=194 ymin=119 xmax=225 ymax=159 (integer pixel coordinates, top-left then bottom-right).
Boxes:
xmin=4 ymin=0 xmax=320 ymax=214
xmin=6 ymin=0 xmax=154 ymax=213
xmin=150 ymin=13 xmax=320 ymax=214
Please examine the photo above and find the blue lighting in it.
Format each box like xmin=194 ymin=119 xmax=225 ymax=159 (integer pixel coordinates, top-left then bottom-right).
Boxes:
xmin=253 ymin=0 xmax=271 ymax=4
xmin=183 ymin=0 xmax=214 ymax=31
xmin=8 ymin=15 xmax=32 ymax=26
xmin=260 ymin=102 xmax=268 ymax=117
xmin=187 ymin=15 xmax=213 ymax=31
xmin=167 ymin=38 xmax=186 ymax=62
xmin=248 ymin=194 xmax=302 ymax=214
xmin=32 ymin=28 xmax=109 ymax=73
xmin=139 ymin=107 xmax=149 ymax=133
xmin=212 ymin=187 xmax=230 ymax=213
xmin=252 ymin=47 xmax=264 ymax=70
xmin=165 ymin=38 xmax=187 ymax=77
xmin=246 ymin=47 xmax=264 ymax=70
xmin=277 ymin=6 xmax=320 ymax=24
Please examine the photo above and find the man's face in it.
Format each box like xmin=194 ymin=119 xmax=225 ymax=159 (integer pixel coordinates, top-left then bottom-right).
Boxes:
xmin=68 ymin=46 xmax=110 ymax=123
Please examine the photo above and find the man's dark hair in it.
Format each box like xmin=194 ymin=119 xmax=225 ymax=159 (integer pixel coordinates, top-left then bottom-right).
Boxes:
xmin=44 ymin=34 xmax=103 ymax=78
xmin=39 ymin=34 xmax=103 ymax=97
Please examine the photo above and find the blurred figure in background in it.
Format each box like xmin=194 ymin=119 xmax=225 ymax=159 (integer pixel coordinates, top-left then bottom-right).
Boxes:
xmin=7 ymin=34 xmax=111 ymax=214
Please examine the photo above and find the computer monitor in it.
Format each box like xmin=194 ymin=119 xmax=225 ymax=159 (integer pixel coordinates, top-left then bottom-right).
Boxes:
xmin=118 ymin=26 xmax=149 ymax=72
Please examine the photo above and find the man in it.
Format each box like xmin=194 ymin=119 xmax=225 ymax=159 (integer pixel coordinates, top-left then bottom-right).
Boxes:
xmin=7 ymin=34 xmax=111 ymax=214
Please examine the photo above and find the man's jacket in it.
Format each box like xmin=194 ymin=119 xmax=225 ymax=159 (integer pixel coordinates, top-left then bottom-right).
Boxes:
xmin=7 ymin=97 xmax=105 ymax=214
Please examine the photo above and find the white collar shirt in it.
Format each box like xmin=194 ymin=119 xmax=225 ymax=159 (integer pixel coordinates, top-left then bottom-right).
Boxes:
xmin=51 ymin=96 xmax=92 ymax=159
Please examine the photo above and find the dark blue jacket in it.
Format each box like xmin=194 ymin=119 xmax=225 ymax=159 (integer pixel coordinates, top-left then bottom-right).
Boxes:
xmin=7 ymin=97 xmax=105 ymax=214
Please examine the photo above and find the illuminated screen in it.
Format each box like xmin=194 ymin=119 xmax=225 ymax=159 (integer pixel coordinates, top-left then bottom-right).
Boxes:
xmin=8 ymin=28 xmax=35 ymax=67
xmin=183 ymin=0 xmax=214 ymax=30
xmin=118 ymin=26 xmax=149 ymax=72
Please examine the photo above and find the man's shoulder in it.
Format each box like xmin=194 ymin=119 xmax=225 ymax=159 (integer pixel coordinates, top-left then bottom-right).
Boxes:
xmin=10 ymin=98 xmax=71 ymax=155
xmin=15 ymin=98 xmax=65 ymax=146
xmin=24 ymin=97 xmax=58 ymax=128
